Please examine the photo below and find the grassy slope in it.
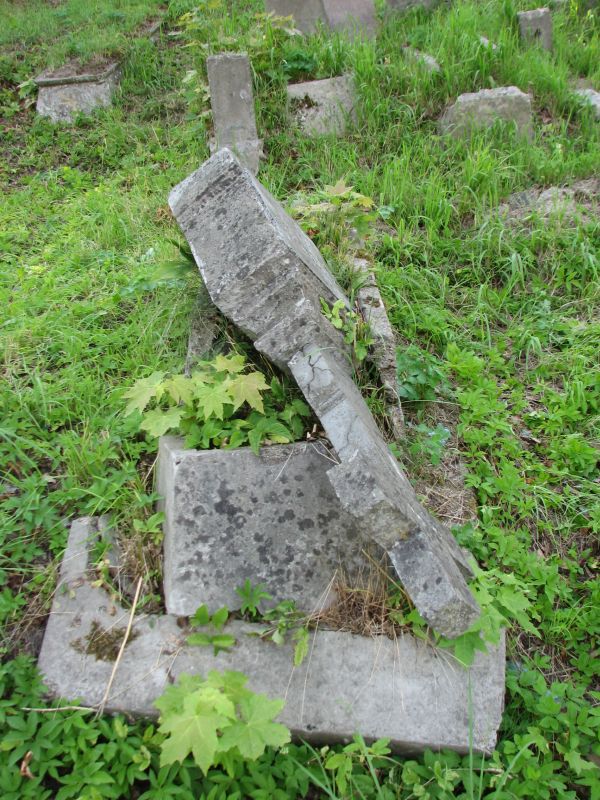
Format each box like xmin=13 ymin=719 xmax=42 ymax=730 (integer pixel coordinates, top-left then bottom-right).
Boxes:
xmin=1 ymin=0 xmax=599 ymax=797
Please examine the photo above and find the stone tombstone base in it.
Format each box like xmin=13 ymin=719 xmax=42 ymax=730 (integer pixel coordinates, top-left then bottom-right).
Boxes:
xmin=35 ymin=61 xmax=121 ymax=123
xmin=439 ymin=86 xmax=533 ymax=140
xmin=517 ymin=8 xmax=553 ymax=52
xmin=38 ymin=518 xmax=506 ymax=754
xmin=158 ymin=436 xmax=373 ymax=616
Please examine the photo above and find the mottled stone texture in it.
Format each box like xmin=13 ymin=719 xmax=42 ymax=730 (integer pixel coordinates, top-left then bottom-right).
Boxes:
xmin=38 ymin=519 xmax=505 ymax=753
xmin=158 ymin=436 xmax=372 ymax=616
xmin=439 ymin=87 xmax=533 ymax=140
xmin=265 ymin=0 xmax=377 ymax=37
xmin=517 ymin=8 xmax=553 ymax=51
xmin=287 ymin=75 xmax=356 ymax=136
xmin=35 ymin=62 xmax=120 ymax=123
xmin=206 ymin=53 xmax=262 ymax=174
xmin=168 ymin=148 xmax=348 ymax=371
xmin=168 ymin=149 xmax=479 ymax=637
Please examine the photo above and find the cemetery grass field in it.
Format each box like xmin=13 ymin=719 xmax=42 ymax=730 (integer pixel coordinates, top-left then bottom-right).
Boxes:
xmin=1 ymin=0 xmax=599 ymax=797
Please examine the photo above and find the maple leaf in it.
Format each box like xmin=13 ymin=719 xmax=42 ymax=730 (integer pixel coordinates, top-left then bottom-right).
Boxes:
xmin=214 ymin=353 xmax=246 ymax=374
xmin=163 ymin=375 xmax=194 ymax=407
xmin=324 ymin=178 xmax=352 ymax=197
xmin=228 ymin=372 xmax=269 ymax=413
xmin=123 ymin=372 xmax=165 ymax=416
xmin=140 ymin=407 xmax=185 ymax=437
xmin=194 ymin=381 xmax=234 ymax=420
xmin=158 ymin=689 xmax=233 ymax=773
xmin=218 ymin=694 xmax=290 ymax=760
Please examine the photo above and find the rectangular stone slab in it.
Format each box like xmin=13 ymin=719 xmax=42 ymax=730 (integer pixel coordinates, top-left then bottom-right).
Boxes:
xmin=158 ymin=436 xmax=372 ymax=616
xmin=206 ymin=53 xmax=262 ymax=175
xmin=38 ymin=519 xmax=506 ymax=754
xmin=266 ymin=0 xmax=377 ymax=37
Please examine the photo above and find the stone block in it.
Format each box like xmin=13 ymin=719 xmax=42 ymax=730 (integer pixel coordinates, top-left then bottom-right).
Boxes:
xmin=265 ymin=0 xmax=377 ymax=37
xmin=38 ymin=518 xmax=506 ymax=754
xmin=517 ymin=8 xmax=553 ymax=51
xmin=387 ymin=0 xmax=440 ymax=11
xmin=575 ymin=88 xmax=600 ymax=120
xmin=158 ymin=436 xmax=372 ymax=616
xmin=34 ymin=61 xmax=120 ymax=123
xmin=439 ymin=87 xmax=533 ymax=140
xmin=206 ymin=53 xmax=262 ymax=175
xmin=289 ymin=346 xmax=480 ymax=638
xmin=479 ymin=36 xmax=498 ymax=51
xmin=402 ymin=47 xmax=441 ymax=73
xmin=287 ymin=75 xmax=357 ymax=136
xmin=168 ymin=148 xmax=348 ymax=372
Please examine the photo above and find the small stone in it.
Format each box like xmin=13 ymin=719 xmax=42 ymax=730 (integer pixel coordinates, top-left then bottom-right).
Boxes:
xmin=479 ymin=35 xmax=498 ymax=51
xmin=206 ymin=53 xmax=262 ymax=175
xmin=517 ymin=8 xmax=553 ymax=52
xmin=574 ymin=88 xmax=600 ymax=120
xmin=34 ymin=61 xmax=120 ymax=123
xmin=439 ymin=86 xmax=533 ymax=140
xmin=287 ymin=75 xmax=356 ymax=136
xmin=402 ymin=47 xmax=441 ymax=73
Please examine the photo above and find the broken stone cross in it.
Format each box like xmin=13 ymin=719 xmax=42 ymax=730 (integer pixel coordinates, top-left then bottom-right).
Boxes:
xmin=168 ymin=148 xmax=479 ymax=638
xmin=206 ymin=53 xmax=262 ymax=175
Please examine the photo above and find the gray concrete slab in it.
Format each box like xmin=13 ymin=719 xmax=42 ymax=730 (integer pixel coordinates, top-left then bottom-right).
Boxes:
xmin=206 ymin=53 xmax=262 ymax=174
xmin=38 ymin=518 xmax=506 ymax=754
xmin=287 ymin=75 xmax=356 ymax=136
xmin=158 ymin=436 xmax=373 ymax=616
xmin=575 ymin=88 xmax=600 ymax=120
xmin=439 ymin=87 xmax=533 ymax=140
xmin=266 ymin=0 xmax=377 ymax=37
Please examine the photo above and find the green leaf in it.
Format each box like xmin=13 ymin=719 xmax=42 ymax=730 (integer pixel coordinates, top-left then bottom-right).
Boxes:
xmin=218 ymin=694 xmax=290 ymax=759
xmin=163 ymin=375 xmax=194 ymax=407
xmin=123 ymin=372 xmax=165 ymax=415
xmin=212 ymin=607 xmax=229 ymax=630
xmin=140 ymin=407 xmax=185 ymax=437
xmin=214 ymin=354 xmax=246 ymax=374
xmin=158 ymin=690 xmax=232 ymax=773
xmin=191 ymin=604 xmax=211 ymax=627
xmin=293 ymin=627 xmax=309 ymax=667
xmin=194 ymin=381 xmax=233 ymax=420
xmin=211 ymin=634 xmax=236 ymax=654
xmin=228 ymin=371 xmax=269 ymax=413
xmin=187 ymin=632 xmax=212 ymax=647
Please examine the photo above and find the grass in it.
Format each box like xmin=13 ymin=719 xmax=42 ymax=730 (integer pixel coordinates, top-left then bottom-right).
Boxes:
xmin=1 ymin=0 xmax=599 ymax=797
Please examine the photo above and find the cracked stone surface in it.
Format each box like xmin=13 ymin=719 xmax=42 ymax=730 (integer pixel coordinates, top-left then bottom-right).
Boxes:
xmin=168 ymin=149 xmax=479 ymax=637
xmin=265 ymin=0 xmax=377 ymax=37
xmin=289 ymin=346 xmax=479 ymax=638
xmin=287 ymin=75 xmax=356 ymax=136
xmin=158 ymin=436 xmax=373 ymax=616
xmin=439 ymin=87 xmax=533 ymax=140
xmin=35 ymin=62 xmax=120 ymax=123
xmin=38 ymin=518 xmax=506 ymax=753
xmin=207 ymin=53 xmax=262 ymax=174
xmin=517 ymin=8 xmax=553 ymax=52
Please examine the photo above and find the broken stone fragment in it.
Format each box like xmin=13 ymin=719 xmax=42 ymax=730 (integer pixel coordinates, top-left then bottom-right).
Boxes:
xmin=439 ymin=86 xmax=533 ymax=140
xmin=402 ymin=47 xmax=441 ymax=74
xmin=168 ymin=149 xmax=479 ymax=637
xmin=34 ymin=61 xmax=120 ymax=123
xmin=517 ymin=8 xmax=553 ymax=52
xmin=206 ymin=53 xmax=263 ymax=175
xmin=287 ymin=75 xmax=357 ymax=136
xmin=265 ymin=0 xmax=378 ymax=38
xmin=574 ymin=88 xmax=600 ymax=120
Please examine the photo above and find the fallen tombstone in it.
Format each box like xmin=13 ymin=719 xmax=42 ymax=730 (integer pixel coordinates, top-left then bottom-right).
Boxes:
xmin=287 ymin=75 xmax=356 ymax=136
xmin=168 ymin=148 xmax=480 ymax=638
xmin=439 ymin=86 xmax=533 ymax=140
xmin=517 ymin=8 xmax=553 ymax=51
xmin=495 ymin=178 xmax=600 ymax=228
xmin=34 ymin=60 xmax=121 ymax=123
xmin=575 ymin=88 xmax=600 ymax=120
xmin=38 ymin=517 xmax=506 ymax=753
xmin=402 ymin=46 xmax=441 ymax=73
xmin=206 ymin=53 xmax=263 ymax=175
xmin=266 ymin=0 xmax=378 ymax=38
